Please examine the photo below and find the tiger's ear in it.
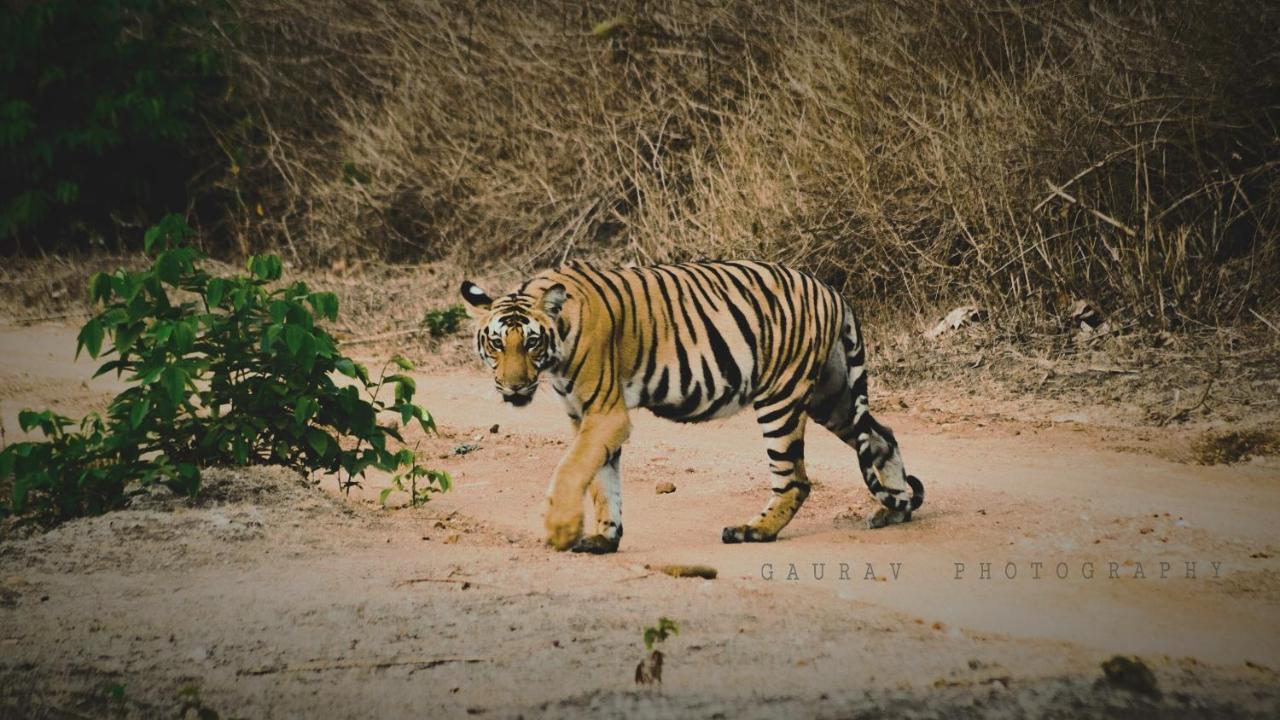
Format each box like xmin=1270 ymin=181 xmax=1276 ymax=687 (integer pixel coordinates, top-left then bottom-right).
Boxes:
xmin=541 ymin=283 xmax=568 ymax=319
xmin=460 ymin=281 xmax=493 ymax=312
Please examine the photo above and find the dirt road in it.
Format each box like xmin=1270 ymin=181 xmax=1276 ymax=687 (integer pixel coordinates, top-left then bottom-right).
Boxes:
xmin=1 ymin=323 xmax=1278 ymax=718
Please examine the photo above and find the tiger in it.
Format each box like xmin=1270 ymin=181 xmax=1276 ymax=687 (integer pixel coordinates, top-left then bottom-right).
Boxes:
xmin=460 ymin=260 xmax=924 ymax=553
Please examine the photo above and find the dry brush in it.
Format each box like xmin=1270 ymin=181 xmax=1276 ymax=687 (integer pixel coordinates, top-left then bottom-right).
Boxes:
xmin=207 ymin=0 xmax=1280 ymax=329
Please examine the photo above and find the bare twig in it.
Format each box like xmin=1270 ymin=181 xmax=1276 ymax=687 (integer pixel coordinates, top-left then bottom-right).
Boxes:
xmin=1033 ymin=145 xmax=1142 ymax=212
xmin=1250 ymin=308 xmax=1280 ymax=336
xmin=239 ymin=657 xmax=488 ymax=676
xmin=1042 ymin=182 xmax=1137 ymax=237
xmin=1158 ymin=361 xmax=1219 ymax=426
xmin=394 ymin=577 xmax=476 ymax=588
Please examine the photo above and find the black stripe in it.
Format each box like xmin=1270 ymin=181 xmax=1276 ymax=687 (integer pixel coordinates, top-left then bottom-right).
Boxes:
xmin=766 ymin=438 xmax=804 ymax=462
xmin=771 ymin=479 xmax=811 ymax=497
xmin=763 ymin=410 xmax=802 ymax=439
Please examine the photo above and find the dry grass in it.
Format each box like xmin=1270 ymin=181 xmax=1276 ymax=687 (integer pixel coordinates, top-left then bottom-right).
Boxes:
xmin=203 ymin=0 xmax=1280 ymax=331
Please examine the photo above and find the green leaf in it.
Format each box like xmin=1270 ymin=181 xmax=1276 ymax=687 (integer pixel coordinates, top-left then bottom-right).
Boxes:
xmin=293 ymin=396 xmax=316 ymax=424
xmin=263 ymin=323 xmax=283 ymax=352
xmin=386 ymin=374 xmax=416 ymax=403
xmin=92 ymin=359 xmax=126 ymax=378
xmin=88 ymin=272 xmax=112 ymax=303
xmin=160 ymin=366 xmax=188 ymax=403
xmin=392 ymin=354 xmax=413 ymax=371
xmin=353 ymin=362 xmax=370 ymax=384
xmin=307 ymin=292 xmax=339 ymax=321
xmin=413 ymin=407 xmax=438 ymax=434
xmin=144 ymin=224 xmax=162 ymax=253
xmin=248 ymin=254 xmax=283 ymax=281
xmin=156 ymin=250 xmax=184 ymax=285
xmin=172 ymin=320 xmax=195 ymax=352
xmin=115 ymin=323 xmax=143 ymax=355
xmin=284 ymin=325 xmax=307 ymax=356
xmin=379 ymin=487 xmax=394 ymax=506
xmin=17 ymin=410 xmax=43 ymax=433
xmin=77 ymin=319 xmax=104 ymax=359
xmin=335 ymin=358 xmax=357 ymax=378
xmin=136 ymin=365 xmax=164 ymax=385
xmin=268 ymin=300 xmax=290 ymax=324
xmin=206 ymin=278 xmax=226 ymax=308
xmin=129 ymin=397 xmax=151 ymax=428
xmin=305 ymin=428 xmax=330 ymax=457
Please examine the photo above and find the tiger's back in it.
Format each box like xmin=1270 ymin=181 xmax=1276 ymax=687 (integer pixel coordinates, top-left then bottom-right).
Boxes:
xmin=529 ymin=260 xmax=848 ymax=425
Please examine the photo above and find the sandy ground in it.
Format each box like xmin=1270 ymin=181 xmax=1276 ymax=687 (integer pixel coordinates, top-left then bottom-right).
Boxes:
xmin=1 ymin=322 xmax=1279 ymax=718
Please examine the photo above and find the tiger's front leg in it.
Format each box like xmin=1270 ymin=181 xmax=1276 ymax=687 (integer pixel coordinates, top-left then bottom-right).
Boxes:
xmin=544 ymin=411 xmax=631 ymax=551
xmin=573 ymin=448 xmax=623 ymax=554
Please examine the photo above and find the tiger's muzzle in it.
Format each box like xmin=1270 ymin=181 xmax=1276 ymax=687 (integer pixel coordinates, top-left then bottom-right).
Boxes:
xmin=498 ymin=381 xmax=538 ymax=407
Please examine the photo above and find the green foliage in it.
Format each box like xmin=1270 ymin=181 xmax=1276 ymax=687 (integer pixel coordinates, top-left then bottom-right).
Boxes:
xmin=0 ymin=0 xmax=226 ymax=247
xmin=642 ymin=617 xmax=679 ymax=651
xmin=0 ymin=215 xmax=448 ymax=525
xmin=379 ymin=442 xmax=452 ymax=508
xmin=423 ymin=304 xmax=468 ymax=337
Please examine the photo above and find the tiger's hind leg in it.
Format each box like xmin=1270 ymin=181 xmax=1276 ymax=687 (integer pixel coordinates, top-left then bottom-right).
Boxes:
xmin=850 ymin=416 xmax=923 ymax=529
xmin=808 ymin=321 xmax=924 ymax=529
xmin=722 ymin=397 xmax=811 ymax=544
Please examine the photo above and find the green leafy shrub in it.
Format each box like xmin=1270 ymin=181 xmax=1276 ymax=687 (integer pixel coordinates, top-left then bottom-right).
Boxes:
xmin=0 ymin=214 xmax=447 ymax=524
xmin=642 ymin=617 xmax=679 ymax=651
xmin=635 ymin=617 xmax=679 ymax=685
xmin=423 ymin=304 xmax=468 ymax=338
xmin=379 ymin=460 xmax=450 ymax=508
xmin=0 ymin=0 xmax=226 ymax=248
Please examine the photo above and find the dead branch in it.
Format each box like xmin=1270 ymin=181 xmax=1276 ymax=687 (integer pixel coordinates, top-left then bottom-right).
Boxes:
xmin=1042 ymin=181 xmax=1137 ymax=237
xmin=394 ymin=577 xmax=476 ymax=589
xmin=239 ymin=657 xmax=488 ymax=676
xmin=1033 ymin=145 xmax=1141 ymax=212
xmin=1249 ymin=308 xmax=1280 ymax=336
xmin=1158 ymin=361 xmax=1220 ymax=426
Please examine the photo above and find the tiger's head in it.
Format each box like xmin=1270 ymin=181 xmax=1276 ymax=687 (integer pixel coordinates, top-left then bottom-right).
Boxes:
xmin=460 ymin=280 xmax=568 ymax=407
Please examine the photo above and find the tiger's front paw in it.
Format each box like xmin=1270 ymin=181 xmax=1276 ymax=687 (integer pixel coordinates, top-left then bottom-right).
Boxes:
xmin=571 ymin=534 xmax=619 ymax=554
xmin=545 ymin=509 xmax=584 ymax=551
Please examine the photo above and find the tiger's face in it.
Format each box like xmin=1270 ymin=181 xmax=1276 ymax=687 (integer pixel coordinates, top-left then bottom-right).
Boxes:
xmin=460 ymin=281 xmax=567 ymax=407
